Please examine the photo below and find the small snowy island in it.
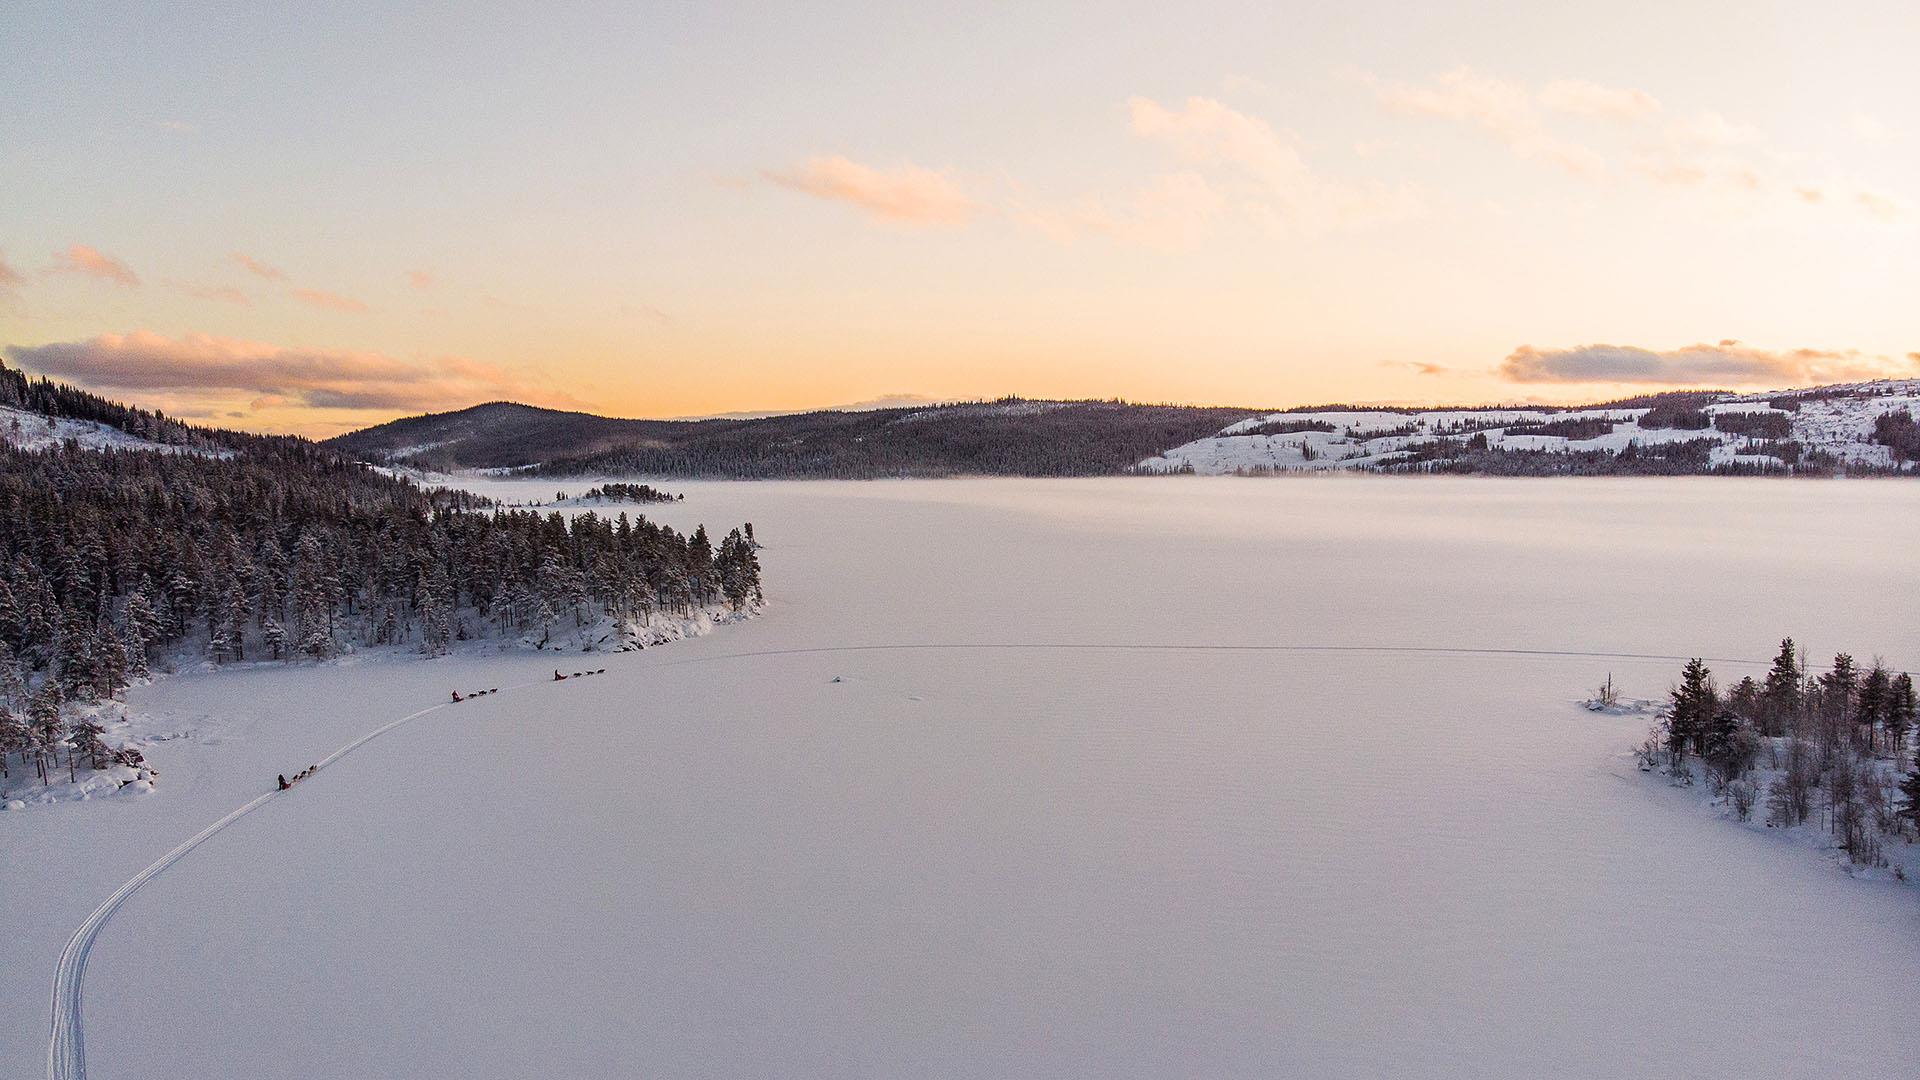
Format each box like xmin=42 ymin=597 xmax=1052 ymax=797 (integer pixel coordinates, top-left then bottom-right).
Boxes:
xmin=1626 ymin=641 xmax=1920 ymax=881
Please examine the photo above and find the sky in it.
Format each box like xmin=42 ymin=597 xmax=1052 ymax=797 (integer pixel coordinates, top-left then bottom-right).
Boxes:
xmin=3 ymin=0 xmax=1919 ymax=436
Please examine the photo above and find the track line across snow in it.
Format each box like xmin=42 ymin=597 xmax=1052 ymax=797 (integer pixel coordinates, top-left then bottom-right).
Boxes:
xmin=46 ymin=639 xmax=1804 ymax=1079
xmin=45 ymin=682 xmax=538 ymax=1080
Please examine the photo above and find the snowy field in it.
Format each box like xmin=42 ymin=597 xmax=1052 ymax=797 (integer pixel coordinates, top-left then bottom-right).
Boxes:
xmin=7 ymin=477 xmax=1920 ymax=1079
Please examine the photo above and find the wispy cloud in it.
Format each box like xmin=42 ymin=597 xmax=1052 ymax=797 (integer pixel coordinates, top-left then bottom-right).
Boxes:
xmin=406 ymin=269 xmax=435 ymax=290
xmin=230 ymin=252 xmax=286 ymax=281
xmin=766 ymin=155 xmax=977 ymax=225
xmin=0 ymin=251 xmax=23 ymax=297
xmin=50 ymin=244 xmax=140 ymax=287
xmin=3 ymin=330 xmax=580 ymax=413
xmin=1130 ymin=96 xmax=1423 ymax=232
xmin=1367 ymin=68 xmax=1606 ymax=176
xmin=1500 ymin=340 xmax=1917 ymax=386
xmin=1372 ymin=67 xmax=1906 ymax=223
xmin=290 ymin=287 xmax=370 ymax=313
xmin=1019 ymin=95 xmax=1418 ymax=247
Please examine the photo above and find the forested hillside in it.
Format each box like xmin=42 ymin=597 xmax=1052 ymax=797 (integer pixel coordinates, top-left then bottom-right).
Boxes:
xmin=333 ymin=380 xmax=1920 ymax=479
xmin=1145 ymin=381 xmax=1920 ymax=476
xmin=0 ymin=359 xmax=763 ymax=788
xmin=328 ymin=399 xmax=1258 ymax=478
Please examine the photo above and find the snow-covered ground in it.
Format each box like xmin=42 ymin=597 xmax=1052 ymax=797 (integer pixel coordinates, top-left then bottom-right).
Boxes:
xmin=1140 ymin=380 xmax=1920 ymax=474
xmin=6 ymin=477 xmax=1920 ymax=1079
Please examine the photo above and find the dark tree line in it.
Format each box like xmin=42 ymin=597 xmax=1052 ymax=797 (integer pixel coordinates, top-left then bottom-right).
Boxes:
xmin=1647 ymin=641 xmax=1919 ymax=868
xmin=0 ymin=368 xmax=763 ymax=790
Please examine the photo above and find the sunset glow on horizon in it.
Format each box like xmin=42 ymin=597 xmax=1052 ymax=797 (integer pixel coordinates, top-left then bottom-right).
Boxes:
xmin=5 ymin=1 xmax=1919 ymax=436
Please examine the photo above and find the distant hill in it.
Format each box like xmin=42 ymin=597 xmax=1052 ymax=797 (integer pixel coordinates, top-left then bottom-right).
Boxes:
xmin=326 ymin=380 xmax=1920 ymax=479
xmin=325 ymin=398 xmax=1260 ymax=478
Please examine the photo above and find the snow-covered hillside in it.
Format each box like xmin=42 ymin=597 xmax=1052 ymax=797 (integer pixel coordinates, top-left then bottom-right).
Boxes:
xmin=0 ymin=404 xmax=199 ymax=455
xmin=1139 ymin=379 xmax=1920 ymax=475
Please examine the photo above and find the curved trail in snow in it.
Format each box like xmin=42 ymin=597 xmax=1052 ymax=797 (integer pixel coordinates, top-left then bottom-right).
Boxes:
xmin=46 ymin=681 xmax=544 ymax=1080
xmin=46 ymin=638 xmax=1793 ymax=1079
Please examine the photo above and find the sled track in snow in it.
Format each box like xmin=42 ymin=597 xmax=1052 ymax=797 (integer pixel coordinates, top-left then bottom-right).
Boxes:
xmin=45 ymin=683 xmax=550 ymax=1080
xmin=47 ymin=639 xmax=1800 ymax=1079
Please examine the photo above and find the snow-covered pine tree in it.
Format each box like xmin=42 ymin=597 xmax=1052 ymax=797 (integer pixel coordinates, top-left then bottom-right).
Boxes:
xmin=262 ymin=614 xmax=287 ymax=660
xmin=92 ymin=622 xmax=128 ymax=698
xmin=28 ymin=679 xmax=63 ymax=784
xmin=122 ymin=587 xmax=158 ymax=676
xmin=0 ymin=641 xmax=25 ymax=712
xmin=0 ymin=702 xmax=24 ymax=778
xmin=0 ymin=578 xmax=18 ymax=647
xmin=67 ymin=713 xmax=108 ymax=772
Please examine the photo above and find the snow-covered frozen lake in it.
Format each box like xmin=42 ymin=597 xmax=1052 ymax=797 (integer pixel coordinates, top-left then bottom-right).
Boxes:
xmin=7 ymin=477 xmax=1920 ymax=1079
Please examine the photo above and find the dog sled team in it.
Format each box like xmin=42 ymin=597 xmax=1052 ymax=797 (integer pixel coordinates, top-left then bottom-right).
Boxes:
xmin=278 ymin=667 xmax=610 ymax=790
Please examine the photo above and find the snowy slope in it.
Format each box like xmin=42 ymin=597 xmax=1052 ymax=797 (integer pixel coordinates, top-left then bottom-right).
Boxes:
xmin=0 ymin=405 xmax=198 ymax=455
xmin=1140 ymin=379 xmax=1920 ymax=475
xmin=7 ymin=478 xmax=1920 ymax=1080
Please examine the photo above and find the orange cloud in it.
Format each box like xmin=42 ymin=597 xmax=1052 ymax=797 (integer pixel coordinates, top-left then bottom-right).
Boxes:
xmin=406 ymin=269 xmax=435 ymax=290
xmin=51 ymin=244 xmax=140 ymax=286
xmin=3 ymin=330 xmax=580 ymax=414
xmin=290 ymin=287 xmax=370 ymax=313
xmin=766 ymin=155 xmax=976 ymax=225
xmin=230 ymin=252 xmax=286 ymax=281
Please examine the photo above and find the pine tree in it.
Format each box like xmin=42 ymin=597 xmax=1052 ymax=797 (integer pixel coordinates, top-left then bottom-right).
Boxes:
xmin=0 ymin=578 xmax=18 ymax=649
xmin=1899 ymin=703 xmax=1920 ymax=833
xmin=67 ymin=713 xmax=108 ymax=772
xmin=1857 ymin=663 xmax=1891 ymax=753
xmin=262 ymin=615 xmax=287 ymax=660
xmin=1821 ymin=653 xmax=1858 ymax=715
xmin=92 ymin=623 xmax=128 ymax=699
xmin=28 ymin=679 xmax=63 ymax=784
xmin=121 ymin=588 xmax=158 ymax=677
xmin=1760 ymin=638 xmax=1801 ymax=735
xmin=0 ymin=702 xmax=24 ymax=779
xmin=1668 ymin=658 xmax=1717 ymax=759
xmin=1888 ymin=673 xmax=1916 ymax=760
xmin=0 ymin=640 xmax=24 ymax=713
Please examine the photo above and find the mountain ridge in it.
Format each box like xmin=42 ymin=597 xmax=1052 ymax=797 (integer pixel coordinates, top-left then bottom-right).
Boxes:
xmin=324 ymin=381 xmax=1920 ymax=479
